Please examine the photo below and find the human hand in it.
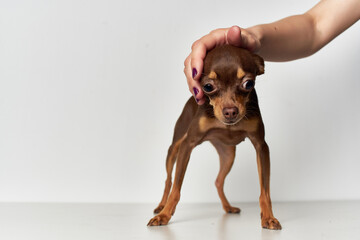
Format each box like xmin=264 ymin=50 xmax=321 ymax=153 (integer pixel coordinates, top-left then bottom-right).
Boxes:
xmin=184 ymin=26 xmax=260 ymax=105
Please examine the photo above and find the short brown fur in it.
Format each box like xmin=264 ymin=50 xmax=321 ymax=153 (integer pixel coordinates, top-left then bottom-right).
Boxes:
xmin=148 ymin=45 xmax=281 ymax=230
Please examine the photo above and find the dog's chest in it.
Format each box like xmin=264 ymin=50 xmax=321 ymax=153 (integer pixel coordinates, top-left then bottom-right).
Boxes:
xmin=204 ymin=128 xmax=247 ymax=145
xmin=198 ymin=116 xmax=260 ymax=145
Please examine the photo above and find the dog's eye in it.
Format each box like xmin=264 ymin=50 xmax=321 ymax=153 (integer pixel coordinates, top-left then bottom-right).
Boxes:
xmin=242 ymin=80 xmax=255 ymax=90
xmin=203 ymin=83 xmax=214 ymax=93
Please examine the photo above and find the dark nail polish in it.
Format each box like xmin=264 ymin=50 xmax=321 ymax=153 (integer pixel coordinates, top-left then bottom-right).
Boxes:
xmin=193 ymin=87 xmax=199 ymax=96
xmin=195 ymin=98 xmax=199 ymax=103
xmin=192 ymin=68 xmax=198 ymax=78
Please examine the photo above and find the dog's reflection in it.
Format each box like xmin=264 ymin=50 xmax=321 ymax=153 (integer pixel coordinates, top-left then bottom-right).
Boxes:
xmin=147 ymin=224 xmax=176 ymax=240
xmin=148 ymin=208 xmax=281 ymax=240
xmin=218 ymin=212 xmax=281 ymax=240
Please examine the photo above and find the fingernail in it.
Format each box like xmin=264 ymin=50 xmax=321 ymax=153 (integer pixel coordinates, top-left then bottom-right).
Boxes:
xmin=192 ymin=68 xmax=198 ymax=78
xmin=193 ymin=87 xmax=199 ymax=96
xmin=193 ymin=87 xmax=200 ymax=103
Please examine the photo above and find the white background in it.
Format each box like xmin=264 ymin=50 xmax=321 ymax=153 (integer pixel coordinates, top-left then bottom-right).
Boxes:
xmin=0 ymin=0 xmax=359 ymax=203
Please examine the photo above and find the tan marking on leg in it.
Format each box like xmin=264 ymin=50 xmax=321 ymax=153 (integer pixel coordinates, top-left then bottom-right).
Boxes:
xmin=237 ymin=67 xmax=245 ymax=79
xmin=148 ymin=136 xmax=194 ymax=226
xmin=209 ymin=71 xmax=217 ymax=79
xmin=154 ymin=133 xmax=188 ymax=214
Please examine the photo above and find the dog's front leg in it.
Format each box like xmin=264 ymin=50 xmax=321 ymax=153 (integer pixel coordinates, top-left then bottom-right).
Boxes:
xmin=147 ymin=134 xmax=196 ymax=226
xmin=249 ymin=133 xmax=282 ymax=230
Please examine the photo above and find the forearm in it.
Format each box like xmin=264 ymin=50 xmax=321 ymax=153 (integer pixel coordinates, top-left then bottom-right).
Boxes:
xmin=247 ymin=14 xmax=317 ymax=62
xmin=247 ymin=0 xmax=360 ymax=62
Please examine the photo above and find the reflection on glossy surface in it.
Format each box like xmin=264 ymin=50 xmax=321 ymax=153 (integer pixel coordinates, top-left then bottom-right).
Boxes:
xmin=0 ymin=202 xmax=359 ymax=240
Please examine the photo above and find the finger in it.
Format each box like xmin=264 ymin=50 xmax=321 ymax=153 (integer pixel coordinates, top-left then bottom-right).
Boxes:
xmin=226 ymin=25 xmax=243 ymax=47
xmin=184 ymin=56 xmax=205 ymax=105
xmin=189 ymin=40 xmax=205 ymax=81
xmin=227 ymin=26 xmax=260 ymax=52
xmin=189 ymin=55 xmax=205 ymax=104
xmin=190 ymin=28 xmax=229 ymax=81
xmin=186 ymin=28 xmax=231 ymax=106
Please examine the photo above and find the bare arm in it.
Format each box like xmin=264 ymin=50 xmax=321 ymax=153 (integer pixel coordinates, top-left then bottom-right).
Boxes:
xmin=186 ymin=0 xmax=360 ymax=104
xmin=250 ymin=0 xmax=360 ymax=61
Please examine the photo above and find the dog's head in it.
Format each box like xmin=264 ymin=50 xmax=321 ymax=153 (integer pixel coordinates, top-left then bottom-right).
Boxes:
xmin=200 ymin=45 xmax=264 ymax=125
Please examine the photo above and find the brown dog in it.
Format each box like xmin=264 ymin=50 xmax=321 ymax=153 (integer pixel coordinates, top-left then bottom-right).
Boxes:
xmin=147 ymin=45 xmax=281 ymax=230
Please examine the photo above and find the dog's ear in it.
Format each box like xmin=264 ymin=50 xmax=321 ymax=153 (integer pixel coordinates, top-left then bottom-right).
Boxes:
xmin=252 ymin=54 xmax=264 ymax=75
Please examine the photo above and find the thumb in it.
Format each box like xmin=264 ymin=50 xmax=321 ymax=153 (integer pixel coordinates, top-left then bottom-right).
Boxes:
xmin=226 ymin=26 xmax=243 ymax=47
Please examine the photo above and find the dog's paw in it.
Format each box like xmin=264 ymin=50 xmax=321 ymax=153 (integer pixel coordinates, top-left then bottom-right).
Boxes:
xmin=261 ymin=217 xmax=282 ymax=230
xmin=147 ymin=214 xmax=170 ymax=226
xmin=153 ymin=205 xmax=164 ymax=214
xmin=224 ymin=206 xmax=241 ymax=214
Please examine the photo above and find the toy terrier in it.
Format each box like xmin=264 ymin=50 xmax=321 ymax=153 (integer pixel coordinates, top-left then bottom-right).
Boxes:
xmin=147 ymin=45 xmax=281 ymax=230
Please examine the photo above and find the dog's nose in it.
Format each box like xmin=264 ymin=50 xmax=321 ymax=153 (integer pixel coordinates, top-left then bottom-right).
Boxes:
xmin=222 ymin=107 xmax=239 ymax=120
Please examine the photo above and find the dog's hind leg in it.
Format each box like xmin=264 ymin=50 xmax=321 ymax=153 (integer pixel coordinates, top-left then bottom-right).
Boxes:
xmin=211 ymin=140 xmax=240 ymax=214
xmin=153 ymin=97 xmax=197 ymax=214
